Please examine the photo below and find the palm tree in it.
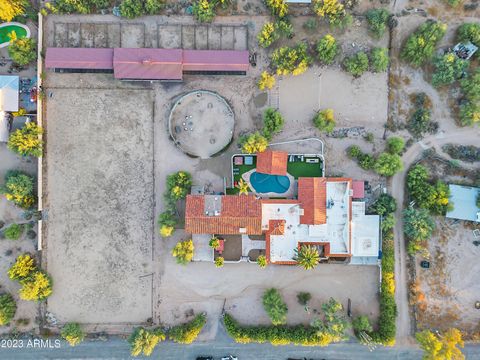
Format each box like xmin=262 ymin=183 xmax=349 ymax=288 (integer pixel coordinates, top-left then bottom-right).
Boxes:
xmin=236 ymin=178 xmax=249 ymax=195
xmin=294 ymin=245 xmax=320 ymax=270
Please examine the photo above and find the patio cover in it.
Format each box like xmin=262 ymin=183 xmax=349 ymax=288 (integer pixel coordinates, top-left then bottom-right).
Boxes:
xmin=0 ymin=75 xmax=19 ymax=112
xmin=182 ymin=50 xmax=250 ymax=72
xmin=45 ymin=48 xmax=114 ymax=70
xmin=113 ymin=48 xmax=183 ymax=80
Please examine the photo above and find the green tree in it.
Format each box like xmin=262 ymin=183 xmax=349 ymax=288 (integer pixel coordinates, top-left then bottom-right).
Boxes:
xmin=374 ymin=153 xmax=403 ymax=177
xmin=370 ymin=47 xmax=389 ymax=72
xmin=168 ymin=313 xmax=206 ymax=344
xmin=386 ymin=136 xmax=405 ymax=154
xmin=129 ymin=327 xmax=166 ymax=357
xmin=416 ymin=328 xmax=464 ymax=360
xmin=0 ymin=170 xmax=36 ymax=209
xmin=404 ymin=207 xmax=434 ymax=254
xmin=294 ymin=245 xmax=320 ymax=270
xmin=457 ymin=23 xmax=480 ymax=48
xmin=271 ymin=43 xmax=312 ymax=76
xmin=4 ymin=223 xmax=24 ymax=240
xmin=240 ymin=132 xmax=269 ymax=154
xmin=262 ymin=288 xmax=288 ymax=325
xmin=0 ymin=0 xmax=25 ymax=21
xmin=365 ymin=8 xmax=390 ymax=38
xmin=262 ymin=108 xmax=284 ymax=140
xmin=257 ymin=255 xmax=267 ymax=268
xmin=431 ymin=53 xmax=468 ymax=87
xmin=316 ymin=34 xmax=339 ymax=65
xmin=8 ymin=122 xmax=43 ymax=157
xmin=172 ymin=239 xmax=194 ymax=265
xmin=0 ymin=293 xmax=16 ymax=326
xmin=61 ymin=323 xmax=85 ymax=347
xmin=8 ymin=37 xmax=36 ymax=66
xmin=296 ymin=292 xmax=311 ymax=305
xmin=343 ymin=52 xmax=369 ymax=77
xmin=401 ymin=21 xmax=447 ymax=67
xmin=371 ymin=194 xmax=397 ymax=216
xmin=312 ymin=108 xmax=335 ymax=134
xmin=192 ymin=0 xmax=215 ymax=22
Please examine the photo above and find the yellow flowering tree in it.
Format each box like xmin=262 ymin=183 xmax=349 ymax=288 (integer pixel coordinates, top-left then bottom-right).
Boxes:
xmin=19 ymin=271 xmax=53 ymax=301
xmin=215 ymin=257 xmax=224 ymax=268
xmin=313 ymin=0 xmax=346 ymax=26
xmin=8 ymin=254 xmax=35 ymax=280
xmin=129 ymin=327 xmax=166 ymax=357
xmin=271 ymin=43 xmax=312 ymax=76
xmin=265 ymin=0 xmax=288 ymax=18
xmin=8 ymin=122 xmax=44 ymax=157
xmin=0 ymin=0 xmax=25 ymax=22
xmin=172 ymin=239 xmax=194 ymax=265
xmin=240 ymin=132 xmax=268 ymax=154
xmin=0 ymin=170 xmax=36 ymax=209
xmin=258 ymin=71 xmax=276 ymax=90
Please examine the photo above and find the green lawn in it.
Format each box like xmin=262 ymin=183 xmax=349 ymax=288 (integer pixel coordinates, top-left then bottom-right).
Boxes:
xmin=0 ymin=25 xmax=28 ymax=44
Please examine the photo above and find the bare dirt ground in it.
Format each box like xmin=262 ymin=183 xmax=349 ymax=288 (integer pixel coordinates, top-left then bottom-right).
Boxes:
xmin=0 ymin=147 xmax=37 ymax=335
xmin=43 ymin=85 xmax=155 ymax=326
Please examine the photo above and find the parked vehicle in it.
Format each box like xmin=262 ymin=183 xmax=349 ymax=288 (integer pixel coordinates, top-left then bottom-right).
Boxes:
xmin=196 ymin=357 xmax=213 ymax=360
xmin=221 ymin=356 xmax=238 ymax=360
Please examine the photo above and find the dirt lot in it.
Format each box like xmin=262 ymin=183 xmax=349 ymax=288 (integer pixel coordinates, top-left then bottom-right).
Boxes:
xmin=43 ymin=86 xmax=155 ymax=325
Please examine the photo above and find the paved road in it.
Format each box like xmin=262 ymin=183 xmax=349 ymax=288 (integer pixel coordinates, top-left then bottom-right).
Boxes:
xmin=390 ymin=127 xmax=480 ymax=344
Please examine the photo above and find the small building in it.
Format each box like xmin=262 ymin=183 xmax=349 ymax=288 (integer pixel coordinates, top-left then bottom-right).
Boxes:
xmin=256 ymin=150 xmax=288 ymax=176
xmin=446 ymin=184 xmax=480 ymax=222
xmin=0 ymin=75 xmax=19 ymax=112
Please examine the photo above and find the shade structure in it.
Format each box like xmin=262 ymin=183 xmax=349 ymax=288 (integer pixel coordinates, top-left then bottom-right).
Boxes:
xmin=113 ymin=48 xmax=183 ymax=80
xmin=45 ymin=47 xmax=114 ymax=70
xmin=0 ymin=75 xmax=19 ymax=112
xmin=182 ymin=50 xmax=250 ymax=72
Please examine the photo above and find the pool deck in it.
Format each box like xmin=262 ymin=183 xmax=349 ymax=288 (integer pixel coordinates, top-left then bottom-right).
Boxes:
xmin=242 ymin=169 xmax=296 ymax=198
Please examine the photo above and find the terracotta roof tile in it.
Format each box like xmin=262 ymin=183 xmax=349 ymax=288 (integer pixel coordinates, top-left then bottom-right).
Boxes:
xmin=185 ymin=195 xmax=262 ymax=235
xmin=298 ymin=177 xmax=327 ymax=225
xmin=256 ymin=150 xmax=288 ymax=176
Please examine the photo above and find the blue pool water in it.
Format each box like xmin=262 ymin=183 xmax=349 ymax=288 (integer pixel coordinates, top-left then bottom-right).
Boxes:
xmin=250 ymin=171 xmax=290 ymax=194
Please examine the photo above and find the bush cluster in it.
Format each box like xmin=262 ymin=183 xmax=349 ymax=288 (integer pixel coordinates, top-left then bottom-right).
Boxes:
xmin=0 ymin=170 xmax=36 ymax=209
xmin=271 ymin=43 xmax=312 ymax=76
xmin=456 ymin=23 xmax=480 ymax=49
xmin=55 ymin=0 xmax=112 ymax=14
xmin=343 ymin=52 xmax=369 ymax=77
xmin=313 ymin=0 xmax=352 ymax=29
xmin=172 ymin=239 xmax=194 ymax=265
xmin=407 ymin=93 xmax=437 ymax=139
xmin=316 ymin=34 xmax=339 ymax=65
xmin=128 ymin=327 xmax=166 ymax=357
xmin=240 ymin=132 xmax=269 ymax=154
xmin=258 ymin=71 xmax=276 ymax=90
xmin=265 ymin=0 xmax=288 ymax=18
xmin=8 ymin=38 xmax=36 ymax=67
xmin=365 ymin=8 xmax=390 ymax=39
xmin=8 ymin=254 xmax=53 ymax=301
xmin=119 ymin=0 xmax=164 ymax=19
xmin=61 ymin=323 xmax=85 ymax=347
xmin=262 ymin=108 xmax=285 ymax=141
xmin=431 ymin=53 xmax=468 ymax=88
xmin=3 ymin=223 xmax=24 ymax=240
xmin=441 ymin=144 xmax=480 ymax=162
xmin=0 ymin=293 xmax=16 ymax=326
xmin=403 ymin=207 xmax=435 ymax=255
xmin=168 ymin=313 xmax=207 ymax=344
xmin=257 ymin=20 xmax=293 ymax=48
xmin=262 ymin=288 xmax=288 ymax=325
xmin=401 ymin=21 xmax=447 ymax=67
xmin=8 ymin=122 xmax=43 ymax=157
xmin=458 ymin=68 xmax=480 ymax=127
xmin=312 ymin=109 xmax=335 ymax=134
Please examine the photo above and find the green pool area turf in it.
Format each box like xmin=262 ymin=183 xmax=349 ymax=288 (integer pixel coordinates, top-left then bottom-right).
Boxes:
xmin=0 ymin=25 xmax=28 ymax=44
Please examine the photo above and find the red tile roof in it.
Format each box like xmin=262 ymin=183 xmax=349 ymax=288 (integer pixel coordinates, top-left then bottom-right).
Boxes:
xmin=269 ymin=220 xmax=285 ymax=235
xmin=256 ymin=150 xmax=288 ymax=176
xmin=298 ymin=177 xmax=327 ymax=225
xmin=185 ymin=195 xmax=262 ymax=235
xmin=352 ymin=180 xmax=365 ymax=199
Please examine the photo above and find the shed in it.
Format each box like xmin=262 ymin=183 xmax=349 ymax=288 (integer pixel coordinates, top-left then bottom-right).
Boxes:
xmin=45 ymin=47 xmax=114 ymax=70
xmin=113 ymin=48 xmax=183 ymax=80
xmin=0 ymin=75 xmax=19 ymax=112
xmin=446 ymin=184 xmax=480 ymax=222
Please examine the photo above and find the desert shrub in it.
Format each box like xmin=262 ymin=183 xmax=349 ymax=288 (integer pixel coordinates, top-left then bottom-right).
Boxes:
xmin=303 ymin=18 xmax=318 ymax=32
xmin=316 ymin=34 xmax=339 ymax=65
xmin=386 ymin=136 xmax=405 ymax=155
xmin=408 ymin=108 xmax=434 ymax=138
xmin=265 ymin=0 xmax=288 ymax=18
xmin=144 ymin=0 xmax=164 ymax=14
xmin=8 ymin=37 xmax=36 ymax=66
xmin=168 ymin=313 xmax=206 ymax=344
xmin=257 ymin=255 xmax=267 ymax=268
xmin=363 ymin=132 xmax=374 ymax=143
xmin=158 ymin=211 xmax=177 ymax=238
xmin=262 ymin=108 xmax=284 ymax=140
xmin=416 ymin=328 xmax=464 ymax=360
xmin=374 ymin=153 xmax=403 ymax=177
xmin=460 ymin=68 xmax=480 ymax=102
xmin=3 ymin=223 xmax=24 ymax=240
xmin=271 ymin=43 xmax=312 ymax=76
xmin=275 ymin=20 xmax=293 ymax=38
xmin=311 ymin=298 xmax=349 ymax=346
xmin=240 ymin=132 xmax=269 ymax=154
xmin=442 ymin=144 xmax=480 ymax=162
xmin=365 ymin=8 xmax=390 ymax=38
xmin=19 ymin=271 xmax=53 ymax=301
xmin=214 ymin=257 xmax=224 ymax=268
xmin=297 ymin=292 xmax=311 ymax=306
xmin=347 ymin=145 xmax=362 ymax=159
xmin=61 ymin=323 xmax=85 ymax=347
xmin=401 ymin=21 xmax=447 ymax=67
xmin=1 ymin=170 xmax=35 ymax=209
xmin=431 ymin=53 xmax=468 ymax=87
xmin=404 ymin=207 xmax=435 ymax=255
xmin=262 ymin=288 xmax=288 ymax=325
xmin=312 ymin=109 xmax=335 ymax=134
xmin=352 ymin=315 xmax=373 ymax=334
xmin=166 ymin=171 xmax=192 ymax=202
xmin=293 ymin=245 xmax=320 ymax=270
xmin=0 ymin=0 xmax=25 ymax=21
xmin=8 ymin=254 xmax=35 ymax=280
xmin=370 ymin=47 xmax=389 ymax=72
xmin=457 ymin=23 xmax=480 ymax=48
xmin=172 ymin=239 xmax=194 ymax=265
xmin=343 ymin=52 xmax=369 ymax=77
xmin=129 ymin=327 xmax=165 ymax=357
xmin=257 ymin=22 xmax=279 ymax=48
xmin=258 ymin=71 xmax=276 ymax=90
xmin=192 ymin=0 xmax=215 ymax=22
xmin=119 ymin=0 xmax=143 ymax=18
xmin=7 ymin=122 xmax=43 ymax=157
xmin=459 ymin=102 xmax=480 ymax=126
xmin=313 ymin=0 xmax=350 ymax=28
xmin=370 ymin=194 xmax=397 ymax=216
xmin=0 ymin=293 xmax=16 ymax=325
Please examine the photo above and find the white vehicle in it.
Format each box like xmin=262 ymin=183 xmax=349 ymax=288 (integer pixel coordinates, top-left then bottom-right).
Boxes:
xmin=221 ymin=356 xmax=238 ymax=360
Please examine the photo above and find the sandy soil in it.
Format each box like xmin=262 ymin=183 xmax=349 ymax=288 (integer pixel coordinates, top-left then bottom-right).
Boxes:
xmin=43 ymin=87 xmax=154 ymax=325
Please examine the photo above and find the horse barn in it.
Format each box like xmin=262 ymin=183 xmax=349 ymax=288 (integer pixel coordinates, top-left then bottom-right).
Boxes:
xmin=44 ymin=47 xmax=250 ymax=80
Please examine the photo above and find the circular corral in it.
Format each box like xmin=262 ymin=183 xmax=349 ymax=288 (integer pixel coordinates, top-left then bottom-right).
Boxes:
xmin=169 ymin=90 xmax=234 ymax=158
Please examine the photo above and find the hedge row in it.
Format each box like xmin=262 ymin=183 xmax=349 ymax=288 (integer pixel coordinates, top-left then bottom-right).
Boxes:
xmin=224 ymin=313 xmax=325 ymax=346
xmin=168 ymin=313 xmax=206 ymax=344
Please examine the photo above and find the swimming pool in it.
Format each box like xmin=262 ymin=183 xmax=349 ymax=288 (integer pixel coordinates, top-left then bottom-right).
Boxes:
xmin=249 ymin=171 xmax=290 ymax=194
xmin=0 ymin=22 xmax=30 ymax=48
